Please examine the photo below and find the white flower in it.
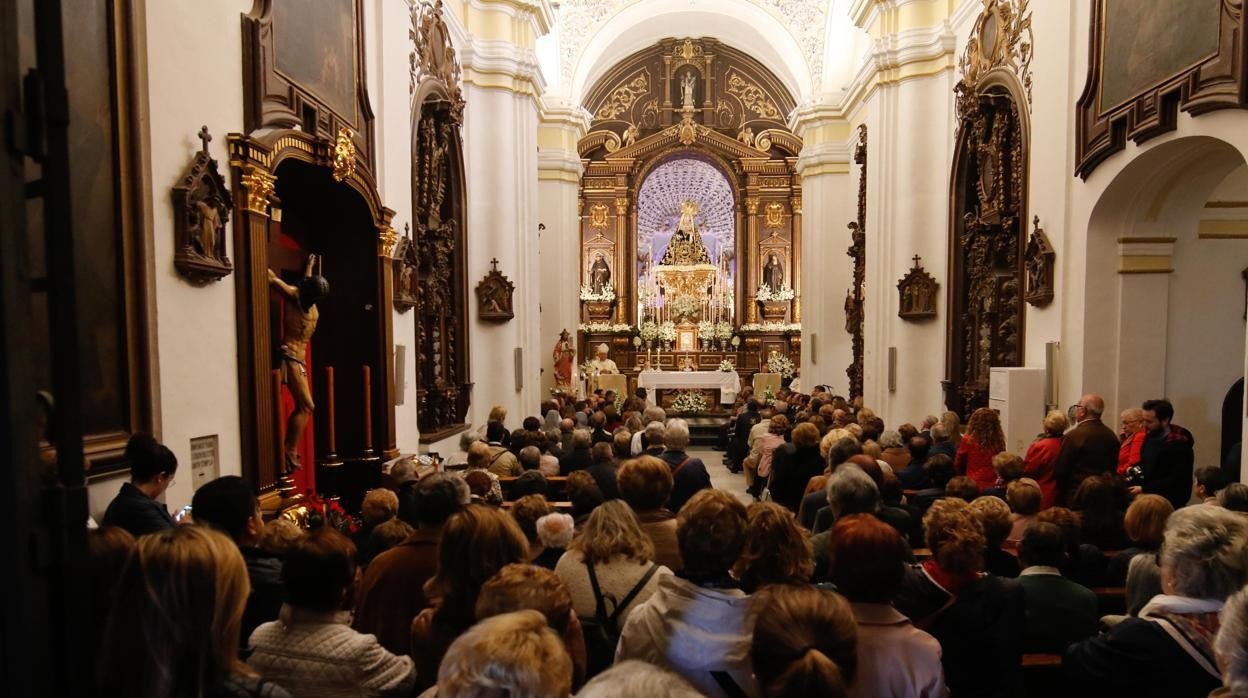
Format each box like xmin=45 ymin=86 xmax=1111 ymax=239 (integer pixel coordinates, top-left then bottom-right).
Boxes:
xmin=579 ymin=284 xmax=616 ymax=302
xmin=671 ymin=390 xmax=708 ymax=414
xmin=578 ymin=322 xmax=635 ymax=334
xmin=739 ymin=322 xmax=802 ymax=333
xmin=718 ymin=360 xmax=736 ymax=372
xmin=767 ymin=353 xmax=797 ymax=379
xmin=755 ymin=283 xmax=795 ymax=302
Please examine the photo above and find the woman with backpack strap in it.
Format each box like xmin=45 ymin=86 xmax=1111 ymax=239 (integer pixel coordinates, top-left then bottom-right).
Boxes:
xmin=554 ymin=500 xmax=672 ymax=678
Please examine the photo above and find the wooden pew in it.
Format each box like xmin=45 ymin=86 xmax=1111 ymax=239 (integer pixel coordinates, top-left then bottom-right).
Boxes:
xmin=498 ymin=475 xmax=569 ymax=501
xmin=1021 ymin=653 xmax=1063 ymax=697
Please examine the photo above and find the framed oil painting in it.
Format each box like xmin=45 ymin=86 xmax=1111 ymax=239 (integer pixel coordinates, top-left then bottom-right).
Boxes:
xmin=1076 ymin=0 xmax=1247 ymax=178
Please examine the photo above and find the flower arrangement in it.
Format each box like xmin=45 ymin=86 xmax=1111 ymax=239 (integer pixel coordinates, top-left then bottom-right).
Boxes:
xmin=658 ymin=321 xmax=677 ymax=343
xmin=638 ymin=322 xmax=659 ymax=342
xmin=738 ymin=322 xmax=802 ymax=334
xmin=579 ymin=284 xmax=616 ymax=302
xmin=767 ymin=353 xmax=797 ymax=379
xmin=578 ymin=322 xmax=634 ymax=334
xmin=755 ymin=283 xmax=795 ymax=302
xmin=761 ymin=386 xmax=777 ymax=404
xmin=579 ymin=359 xmax=597 ymax=376
xmin=714 ymin=322 xmax=734 ymax=340
xmin=303 ymin=494 xmax=359 ymax=535
xmin=669 ymin=296 xmax=699 ymax=321
xmin=671 ymin=390 xmax=709 ymax=414
xmin=697 ymin=320 xmax=715 ymax=339
xmin=718 ymin=359 xmax=736 ymax=372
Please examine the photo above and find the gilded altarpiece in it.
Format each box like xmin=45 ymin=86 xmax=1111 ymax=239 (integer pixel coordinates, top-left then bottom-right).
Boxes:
xmin=577 ymin=38 xmax=803 ymax=382
xmin=944 ymin=0 xmax=1033 ymax=416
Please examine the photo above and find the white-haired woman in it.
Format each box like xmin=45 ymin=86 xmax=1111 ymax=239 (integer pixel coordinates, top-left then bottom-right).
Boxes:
xmin=1064 ymin=505 xmax=1248 ymax=697
xmin=1214 ymin=585 xmax=1248 ymax=697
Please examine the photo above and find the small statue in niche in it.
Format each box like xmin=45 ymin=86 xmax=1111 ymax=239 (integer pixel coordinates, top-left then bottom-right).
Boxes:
xmin=737 ymin=126 xmax=755 ymax=147
xmin=1023 ymin=216 xmax=1056 ymax=307
xmin=475 ymin=258 xmax=515 ymax=322
xmin=194 ymin=200 xmax=220 ymax=258
xmin=589 ymin=252 xmax=612 ymax=294
xmin=763 ymin=254 xmax=784 ymax=290
xmin=680 ymin=71 xmax=696 ymax=109
xmin=172 ymin=125 xmax=233 ymax=283
xmin=268 ymin=254 xmax=329 ymax=472
xmin=897 ymin=255 xmax=938 ymax=321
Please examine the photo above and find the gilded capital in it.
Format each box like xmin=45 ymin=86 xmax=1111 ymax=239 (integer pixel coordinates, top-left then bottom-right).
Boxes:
xmin=614 ymin=197 xmax=629 ymax=215
xmin=746 ymin=198 xmax=759 ymax=215
xmin=240 ymin=168 xmax=276 ymax=215
xmin=378 ymin=225 xmax=399 ymax=258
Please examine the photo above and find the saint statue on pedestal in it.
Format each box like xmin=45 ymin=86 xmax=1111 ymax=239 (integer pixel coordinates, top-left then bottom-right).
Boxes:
xmin=268 ymin=254 xmax=329 ymax=472
xmin=552 ymin=330 xmax=575 ymax=389
xmin=680 ymin=71 xmax=696 ymax=109
xmin=590 ymin=253 xmax=612 ymax=294
xmin=763 ymin=254 xmax=784 ymax=290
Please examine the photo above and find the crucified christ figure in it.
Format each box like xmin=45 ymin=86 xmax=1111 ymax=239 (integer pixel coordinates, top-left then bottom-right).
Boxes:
xmin=268 ymin=254 xmax=329 ymax=472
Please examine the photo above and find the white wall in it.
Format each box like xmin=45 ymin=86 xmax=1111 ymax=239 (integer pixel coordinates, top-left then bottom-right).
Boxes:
xmin=538 ymin=176 xmax=584 ymax=396
xmin=462 ymin=85 xmax=543 ymax=429
xmin=369 ymin=0 xmax=419 ymax=453
xmin=115 ymin=0 xmax=253 ymax=517
xmin=859 ymin=70 xmax=957 ymax=425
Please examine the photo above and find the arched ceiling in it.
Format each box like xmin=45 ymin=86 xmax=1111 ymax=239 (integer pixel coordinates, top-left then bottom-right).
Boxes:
xmin=554 ymin=0 xmax=833 ymax=104
xmin=637 ymin=157 xmax=735 ymax=262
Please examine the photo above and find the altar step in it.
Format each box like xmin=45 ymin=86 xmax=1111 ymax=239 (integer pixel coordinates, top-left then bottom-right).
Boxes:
xmin=685 ymin=415 xmax=730 ymax=447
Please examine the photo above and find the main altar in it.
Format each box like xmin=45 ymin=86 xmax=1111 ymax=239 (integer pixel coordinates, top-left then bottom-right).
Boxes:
xmin=638 ymin=369 xmax=741 ymax=410
xmin=573 ymin=37 xmax=805 ymax=400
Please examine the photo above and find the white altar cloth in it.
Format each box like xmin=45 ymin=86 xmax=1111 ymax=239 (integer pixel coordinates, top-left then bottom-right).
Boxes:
xmin=637 ymin=370 xmax=740 ymax=406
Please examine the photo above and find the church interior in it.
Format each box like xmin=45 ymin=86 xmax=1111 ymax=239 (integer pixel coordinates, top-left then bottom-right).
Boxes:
xmin=5 ymin=0 xmax=1248 ymax=695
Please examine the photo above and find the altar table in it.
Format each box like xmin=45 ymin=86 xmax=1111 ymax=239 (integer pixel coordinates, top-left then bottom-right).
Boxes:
xmin=637 ymin=370 xmax=741 ymax=406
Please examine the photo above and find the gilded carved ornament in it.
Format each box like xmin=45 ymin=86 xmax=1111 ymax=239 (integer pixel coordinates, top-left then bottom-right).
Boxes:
xmin=764 ymin=202 xmax=785 ymax=228
xmin=956 ymin=0 xmax=1034 ymax=118
xmin=410 ymin=0 xmax=465 ymax=122
xmin=379 ymin=225 xmax=399 ymax=258
xmin=595 ymin=72 xmax=650 ymax=121
xmin=590 ymin=203 xmax=610 ymax=228
xmin=240 ymin=168 xmax=276 ymax=215
xmin=332 ymin=127 xmax=357 ymax=182
xmin=725 ymin=71 xmax=781 ymax=120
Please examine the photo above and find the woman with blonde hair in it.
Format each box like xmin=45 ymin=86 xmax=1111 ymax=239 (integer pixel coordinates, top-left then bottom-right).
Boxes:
xmin=1023 ymin=409 xmax=1067 ymax=509
xmin=97 ymin=525 xmax=290 ymax=697
xmin=410 ymin=504 xmax=530 ymax=692
xmin=895 ymin=498 xmax=1023 ymax=698
xmin=555 ymin=500 xmax=670 ymax=676
xmin=430 ymin=610 xmax=572 ymax=698
xmin=733 ymin=502 xmax=814 ymax=593
xmin=955 ymin=408 xmax=1005 ymax=491
xmin=751 ymin=585 xmax=859 ymax=697
xmin=940 ymin=411 xmax=963 ymax=448
xmin=746 ymin=414 xmax=789 ymax=498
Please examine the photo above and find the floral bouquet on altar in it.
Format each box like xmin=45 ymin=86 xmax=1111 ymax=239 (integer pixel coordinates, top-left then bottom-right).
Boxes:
xmin=714 ymin=322 xmax=734 ymax=340
xmin=767 ymin=352 xmax=797 ymax=379
xmin=756 ymin=283 xmax=795 ymax=302
xmin=579 ymin=359 xmax=597 ymax=376
xmin=658 ymin=321 xmax=677 ymax=343
xmin=303 ymin=494 xmax=359 ymax=535
xmin=579 ymin=284 xmax=616 ymax=302
xmin=719 ymin=359 xmax=736 ymax=372
xmin=697 ymin=320 xmax=715 ymax=339
xmin=671 ymin=390 xmax=708 ymax=414
xmin=638 ymin=322 xmax=659 ymax=343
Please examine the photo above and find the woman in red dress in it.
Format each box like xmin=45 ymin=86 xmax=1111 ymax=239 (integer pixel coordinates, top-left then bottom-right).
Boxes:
xmin=955 ymin=407 xmax=1006 ymax=491
xmin=1023 ymin=410 xmax=1068 ymax=509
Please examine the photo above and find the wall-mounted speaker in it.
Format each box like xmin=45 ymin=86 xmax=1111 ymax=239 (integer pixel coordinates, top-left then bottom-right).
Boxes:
xmin=1045 ymin=341 xmax=1060 ymax=411
xmin=394 ymin=345 xmax=406 ymax=406
xmin=811 ymin=333 xmax=818 ymax=364
xmin=888 ymin=347 xmax=897 ymax=393
xmin=514 ymin=347 xmax=524 ymax=393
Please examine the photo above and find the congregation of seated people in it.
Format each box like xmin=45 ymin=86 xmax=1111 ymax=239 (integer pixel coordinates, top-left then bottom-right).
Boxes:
xmin=89 ymin=388 xmax=1248 ymax=697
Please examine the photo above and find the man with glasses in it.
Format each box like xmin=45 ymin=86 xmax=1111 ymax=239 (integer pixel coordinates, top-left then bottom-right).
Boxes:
xmin=1053 ymin=394 xmax=1119 ymax=505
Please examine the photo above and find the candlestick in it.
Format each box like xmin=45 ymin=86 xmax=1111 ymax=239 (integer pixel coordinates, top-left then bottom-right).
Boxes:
xmin=362 ymin=364 xmax=374 ymax=456
xmin=325 ymin=366 xmax=338 ymax=460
